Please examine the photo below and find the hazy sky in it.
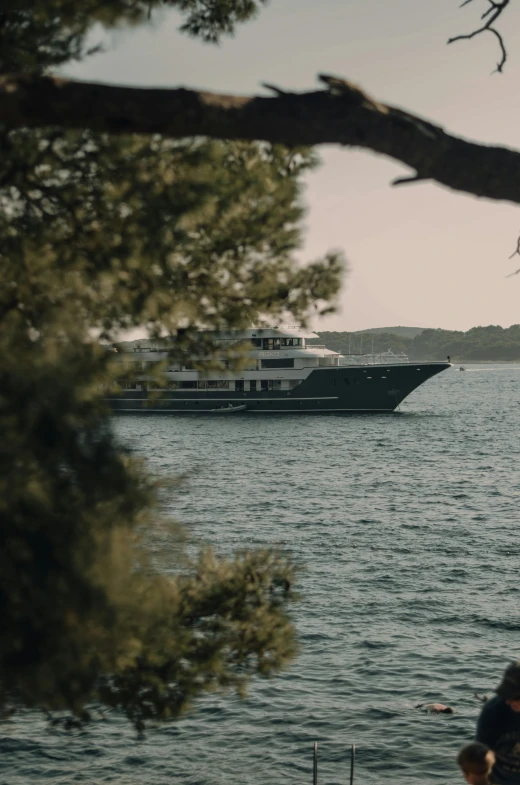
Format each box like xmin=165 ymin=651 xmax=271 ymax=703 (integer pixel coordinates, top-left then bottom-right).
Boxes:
xmin=65 ymin=0 xmax=520 ymax=332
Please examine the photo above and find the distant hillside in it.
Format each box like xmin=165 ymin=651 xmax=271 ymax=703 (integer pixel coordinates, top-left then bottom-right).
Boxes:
xmin=312 ymin=326 xmax=520 ymax=361
xmin=350 ymin=326 xmax=426 ymax=339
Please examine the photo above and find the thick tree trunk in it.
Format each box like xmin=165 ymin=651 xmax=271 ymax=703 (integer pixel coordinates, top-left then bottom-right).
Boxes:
xmin=1 ymin=72 xmax=520 ymax=204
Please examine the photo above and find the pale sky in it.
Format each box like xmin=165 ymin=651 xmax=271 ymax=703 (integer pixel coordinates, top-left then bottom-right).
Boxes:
xmin=65 ymin=0 xmax=520 ymax=332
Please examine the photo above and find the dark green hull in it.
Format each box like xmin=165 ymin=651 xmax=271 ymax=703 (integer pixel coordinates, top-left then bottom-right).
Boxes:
xmin=108 ymin=362 xmax=450 ymax=413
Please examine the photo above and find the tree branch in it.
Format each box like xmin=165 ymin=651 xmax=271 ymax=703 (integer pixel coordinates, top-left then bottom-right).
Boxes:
xmin=2 ymin=72 xmax=520 ymax=204
xmin=506 ymin=231 xmax=520 ymax=276
xmin=448 ymin=0 xmax=510 ymax=73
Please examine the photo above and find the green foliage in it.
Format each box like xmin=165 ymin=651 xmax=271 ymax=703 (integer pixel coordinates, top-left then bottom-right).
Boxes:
xmin=0 ymin=344 xmax=296 ymax=721
xmin=97 ymin=549 xmax=296 ymax=728
xmin=314 ymin=326 xmax=520 ymax=361
xmin=175 ymin=0 xmax=268 ymax=42
xmin=0 ymin=1 xmax=268 ymax=72
xmin=2 ymin=129 xmax=341 ymax=343
xmin=0 ymin=0 xmax=341 ymax=725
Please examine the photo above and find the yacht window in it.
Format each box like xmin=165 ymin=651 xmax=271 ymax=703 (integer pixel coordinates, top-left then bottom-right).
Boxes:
xmin=261 ymin=358 xmax=295 ymax=369
xmin=250 ymin=338 xmax=262 ymax=347
xmin=249 ymin=380 xmax=257 ymax=392
xmin=180 ymin=381 xmax=197 ymax=389
xmin=235 ymin=380 xmax=244 ymax=391
xmin=197 ymin=381 xmax=208 ymax=389
xmin=261 ymin=380 xmax=269 ymax=391
xmin=268 ymin=380 xmax=282 ymax=391
xmin=262 ymin=337 xmax=281 ymax=350
xmin=208 ymin=380 xmax=229 ymax=389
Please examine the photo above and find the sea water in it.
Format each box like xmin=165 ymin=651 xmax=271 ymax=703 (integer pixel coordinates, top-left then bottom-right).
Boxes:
xmin=2 ymin=364 xmax=520 ymax=785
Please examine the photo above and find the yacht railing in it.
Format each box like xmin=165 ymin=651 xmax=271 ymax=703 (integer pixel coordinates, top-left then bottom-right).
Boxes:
xmin=340 ymin=352 xmax=410 ymax=366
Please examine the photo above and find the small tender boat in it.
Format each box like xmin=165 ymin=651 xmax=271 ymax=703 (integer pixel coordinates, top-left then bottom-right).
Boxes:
xmin=210 ymin=403 xmax=247 ymax=413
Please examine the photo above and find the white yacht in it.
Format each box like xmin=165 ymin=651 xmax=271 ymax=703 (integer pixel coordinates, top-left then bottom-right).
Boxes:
xmin=108 ymin=327 xmax=450 ymax=414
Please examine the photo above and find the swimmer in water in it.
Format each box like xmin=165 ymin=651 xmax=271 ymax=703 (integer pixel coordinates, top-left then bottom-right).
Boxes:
xmin=415 ymin=702 xmax=454 ymax=714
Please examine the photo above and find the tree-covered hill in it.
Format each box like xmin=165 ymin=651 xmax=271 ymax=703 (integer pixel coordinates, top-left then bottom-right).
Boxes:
xmin=350 ymin=326 xmax=425 ymax=339
xmin=313 ymin=325 xmax=520 ymax=361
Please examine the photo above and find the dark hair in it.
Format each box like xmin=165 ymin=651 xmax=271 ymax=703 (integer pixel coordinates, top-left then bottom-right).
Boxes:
xmin=496 ymin=661 xmax=520 ymax=700
xmin=457 ymin=743 xmax=495 ymax=775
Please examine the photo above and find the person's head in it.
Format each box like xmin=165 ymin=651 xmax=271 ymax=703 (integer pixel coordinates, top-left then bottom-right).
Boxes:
xmin=496 ymin=661 xmax=520 ymax=711
xmin=457 ymin=743 xmax=495 ymax=785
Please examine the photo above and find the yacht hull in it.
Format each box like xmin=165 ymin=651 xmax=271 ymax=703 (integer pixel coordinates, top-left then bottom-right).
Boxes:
xmin=108 ymin=362 xmax=450 ymax=414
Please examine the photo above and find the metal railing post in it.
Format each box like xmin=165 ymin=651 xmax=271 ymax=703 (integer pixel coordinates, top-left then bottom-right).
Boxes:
xmin=350 ymin=743 xmax=355 ymax=785
xmin=313 ymin=742 xmax=318 ymax=785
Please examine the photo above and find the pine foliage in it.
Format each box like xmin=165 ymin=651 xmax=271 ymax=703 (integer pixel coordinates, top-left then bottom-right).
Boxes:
xmin=0 ymin=1 xmax=342 ymax=724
